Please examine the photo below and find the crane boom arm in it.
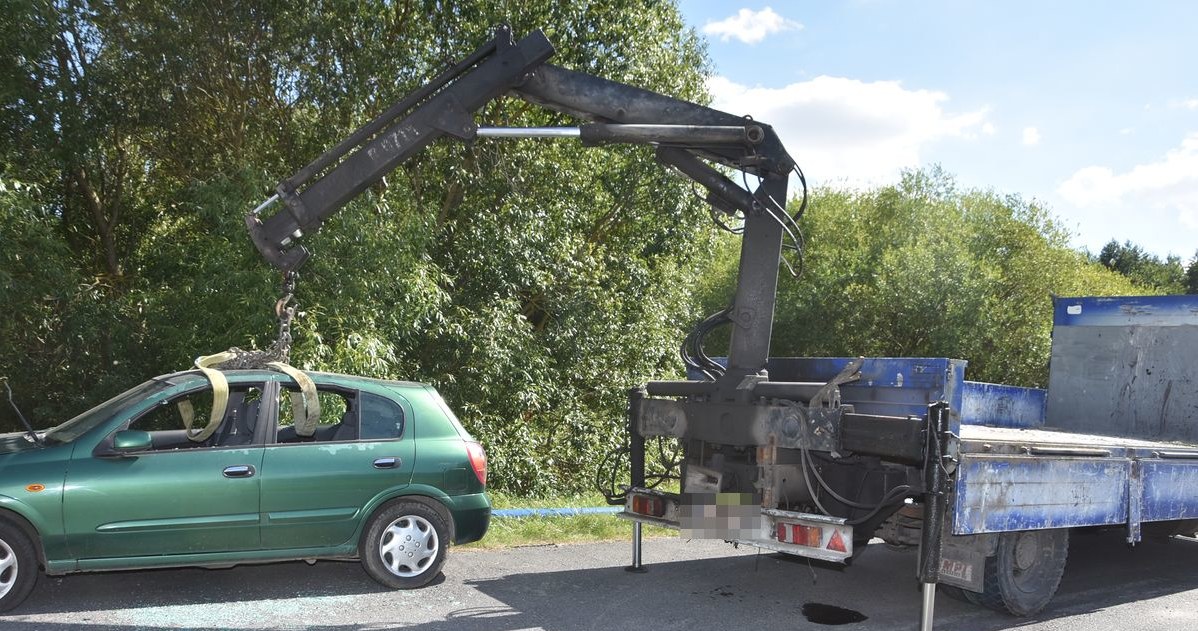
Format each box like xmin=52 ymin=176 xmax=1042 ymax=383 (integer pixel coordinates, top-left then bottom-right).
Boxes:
xmin=245 ymin=24 xmax=797 ymax=381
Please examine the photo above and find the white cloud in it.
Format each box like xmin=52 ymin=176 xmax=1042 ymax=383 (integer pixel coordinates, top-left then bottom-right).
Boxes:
xmin=1058 ymin=133 xmax=1198 ymax=234
xmin=702 ymin=7 xmax=801 ymax=44
xmin=982 ymin=122 xmax=997 ymax=136
xmin=707 ymin=75 xmax=989 ymax=184
xmin=1022 ymin=126 xmax=1041 ymax=146
xmin=1167 ymin=98 xmax=1198 ymax=110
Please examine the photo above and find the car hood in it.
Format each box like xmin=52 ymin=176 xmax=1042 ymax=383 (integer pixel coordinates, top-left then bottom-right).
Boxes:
xmin=0 ymin=431 xmax=42 ymax=455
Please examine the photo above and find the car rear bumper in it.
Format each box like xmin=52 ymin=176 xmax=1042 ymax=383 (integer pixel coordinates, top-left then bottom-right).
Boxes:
xmin=449 ymin=492 xmax=490 ymax=544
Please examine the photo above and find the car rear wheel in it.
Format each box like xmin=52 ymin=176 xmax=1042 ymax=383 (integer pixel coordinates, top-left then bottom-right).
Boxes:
xmin=0 ymin=521 xmax=37 ymax=612
xmin=360 ymin=500 xmax=448 ymax=589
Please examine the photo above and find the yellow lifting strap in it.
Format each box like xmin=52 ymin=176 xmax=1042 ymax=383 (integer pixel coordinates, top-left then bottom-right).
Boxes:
xmin=185 ymin=351 xmax=236 ymax=442
xmin=266 ymin=361 xmax=321 ymax=437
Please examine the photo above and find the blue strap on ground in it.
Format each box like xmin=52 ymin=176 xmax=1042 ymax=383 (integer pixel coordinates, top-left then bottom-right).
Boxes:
xmin=492 ymin=506 xmax=622 ymax=518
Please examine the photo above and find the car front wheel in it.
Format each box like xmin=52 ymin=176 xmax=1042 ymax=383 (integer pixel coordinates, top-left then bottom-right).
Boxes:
xmin=360 ymin=500 xmax=448 ymax=589
xmin=0 ymin=520 xmax=37 ymax=612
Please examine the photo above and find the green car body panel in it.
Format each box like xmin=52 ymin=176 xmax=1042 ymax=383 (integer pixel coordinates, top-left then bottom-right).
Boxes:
xmin=0 ymin=370 xmax=490 ymax=578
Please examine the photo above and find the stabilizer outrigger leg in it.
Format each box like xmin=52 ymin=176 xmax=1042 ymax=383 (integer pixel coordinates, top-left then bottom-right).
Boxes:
xmin=626 ymin=522 xmax=646 ymax=573
xmin=625 ymin=387 xmax=648 ymax=573
xmin=918 ymin=402 xmax=953 ymax=631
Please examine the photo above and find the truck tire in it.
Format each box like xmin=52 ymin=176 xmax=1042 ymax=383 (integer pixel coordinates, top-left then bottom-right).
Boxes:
xmin=0 ymin=520 xmax=38 ymax=612
xmin=975 ymin=528 xmax=1069 ymax=616
xmin=936 ymin=584 xmax=973 ymax=603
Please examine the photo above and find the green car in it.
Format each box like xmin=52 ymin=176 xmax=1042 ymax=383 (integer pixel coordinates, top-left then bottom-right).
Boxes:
xmin=0 ymin=369 xmax=490 ymax=611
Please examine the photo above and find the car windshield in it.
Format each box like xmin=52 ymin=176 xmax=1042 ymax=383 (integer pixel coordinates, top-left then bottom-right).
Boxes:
xmin=43 ymin=380 xmax=170 ymax=444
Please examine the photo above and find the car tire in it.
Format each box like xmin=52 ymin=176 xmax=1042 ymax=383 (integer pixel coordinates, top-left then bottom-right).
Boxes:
xmin=0 ymin=521 xmax=38 ymax=613
xmin=360 ymin=500 xmax=448 ymax=589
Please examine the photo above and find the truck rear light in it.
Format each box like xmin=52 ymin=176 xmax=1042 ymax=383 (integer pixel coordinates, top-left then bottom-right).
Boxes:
xmin=776 ymin=523 xmax=822 ymax=547
xmin=774 ymin=518 xmax=851 ymax=556
xmin=826 ymin=529 xmax=848 ymax=553
xmin=631 ymin=494 xmax=665 ymax=518
xmin=465 ymin=441 xmax=487 ymax=486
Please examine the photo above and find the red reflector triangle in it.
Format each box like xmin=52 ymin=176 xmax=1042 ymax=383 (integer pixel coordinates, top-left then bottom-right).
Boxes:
xmin=827 ymin=530 xmax=847 ymax=553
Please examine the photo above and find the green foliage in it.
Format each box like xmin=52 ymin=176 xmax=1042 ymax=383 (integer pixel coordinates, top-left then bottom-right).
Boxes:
xmin=1187 ymin=252 xmax=1198 ymax=294
xmin=1094 ymin=240 xmax=1188 ymax=294
xmin=3 ymin=2 xmax=1176 ymax=499
xmin=0 ymin=1 xmax=710 ymax=495
xmin=695 ymin=168 xmax=1145 ymax=388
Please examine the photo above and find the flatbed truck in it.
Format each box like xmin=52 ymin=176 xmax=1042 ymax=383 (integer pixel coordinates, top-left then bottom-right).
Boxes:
xmin=621 ymin=294 xmax=1198 ymax=622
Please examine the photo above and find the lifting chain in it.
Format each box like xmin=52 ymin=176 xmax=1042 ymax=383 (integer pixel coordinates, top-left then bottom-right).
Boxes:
xmin=212 ymin=271 xmax=299 ymax=370
xmin=272 ymin=270 xmax=299 ymax=360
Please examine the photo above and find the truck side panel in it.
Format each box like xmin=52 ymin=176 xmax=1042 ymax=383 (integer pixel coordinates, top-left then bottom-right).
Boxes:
xmin=1141 ymin=460 xmax=1198 ymax=522
xmin=953 ymin=456 xmax=1129 ymax=534
xmin=960 ymin=382 xmax=1046 ymax=430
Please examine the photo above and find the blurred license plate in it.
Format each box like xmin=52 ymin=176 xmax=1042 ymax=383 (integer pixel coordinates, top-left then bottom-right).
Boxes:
xmin=679 ymin=493 xmax=764 ymax=539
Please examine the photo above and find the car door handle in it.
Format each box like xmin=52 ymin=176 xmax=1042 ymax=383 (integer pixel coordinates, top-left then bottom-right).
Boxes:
xmin=223 ymin=465 xmax=256 ymax=478
xmin=372 ymin=457 xmax=401 ymax=469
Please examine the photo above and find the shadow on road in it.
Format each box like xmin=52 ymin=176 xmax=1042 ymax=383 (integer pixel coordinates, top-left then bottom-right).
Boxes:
xmin=1 ymin=531 xmax=1196 ymax=630
xmin=7 ymin=558 xmax=391 ymax=614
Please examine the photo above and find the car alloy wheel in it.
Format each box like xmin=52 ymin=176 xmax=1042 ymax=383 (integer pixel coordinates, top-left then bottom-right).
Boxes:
xmin=0 ymin=537 xmax=16 ymax=598
xmin=0 ymin=521 xmax=37 ymax=612
xmin=360 ymin=500 xmax=449 ymax=589
xmin=379 ymin=514 xmax=439 ymax=578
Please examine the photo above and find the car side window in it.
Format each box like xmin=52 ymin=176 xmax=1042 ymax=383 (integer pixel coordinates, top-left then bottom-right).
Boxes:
xmin=359 ymin=392 xmax=404 ymax=440
xmin=125 ymin=385 xmax=264 ymax=451
xmin=276 ymin=386 xmax=360 ymax=443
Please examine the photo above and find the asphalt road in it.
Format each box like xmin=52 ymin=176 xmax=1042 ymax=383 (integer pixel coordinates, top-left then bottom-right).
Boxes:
xmin=3 ymin=530 xmax=1197 ymax=630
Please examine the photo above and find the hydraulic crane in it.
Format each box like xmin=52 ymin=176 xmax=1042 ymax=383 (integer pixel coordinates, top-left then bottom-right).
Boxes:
xmin=245 ymin=25 xmax=956 ymax=630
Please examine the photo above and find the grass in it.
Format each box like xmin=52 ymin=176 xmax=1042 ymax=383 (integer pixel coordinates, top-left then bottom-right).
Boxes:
xmin=460 ymin=491 xmax=675 ymax=550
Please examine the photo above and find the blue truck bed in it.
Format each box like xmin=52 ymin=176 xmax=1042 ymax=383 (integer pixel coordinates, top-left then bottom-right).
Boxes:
xmin=761 ymin=295 xmax=1198 ymax=543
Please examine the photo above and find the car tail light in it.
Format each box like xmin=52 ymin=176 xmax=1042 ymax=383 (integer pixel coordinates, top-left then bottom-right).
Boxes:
xmin=465 ymin=441 xmax=487 ymax=486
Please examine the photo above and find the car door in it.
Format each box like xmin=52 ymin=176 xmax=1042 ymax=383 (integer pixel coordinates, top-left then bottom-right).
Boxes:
xmin=258 ymin=381 xmax=415 ymax=550
xmin=63 ymin=380 xmax=267 ymax=560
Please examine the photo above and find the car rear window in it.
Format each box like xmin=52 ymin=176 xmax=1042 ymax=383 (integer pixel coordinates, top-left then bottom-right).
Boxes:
xmin=359 ymin=392 xmax=404 ymax=440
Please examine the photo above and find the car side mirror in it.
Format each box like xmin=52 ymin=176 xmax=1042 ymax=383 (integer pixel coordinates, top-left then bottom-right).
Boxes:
xmin=112 ymin=429 xmax=153 ymax=453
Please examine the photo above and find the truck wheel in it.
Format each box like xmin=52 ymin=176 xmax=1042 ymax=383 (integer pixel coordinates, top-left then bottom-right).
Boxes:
xmin=936 ymin=584 xmax=972 ymax=602
xmin=0 ymin=521 xmax=38 ymax=612
xmin=937 ymin=583 xmax=985 ymax=605
xmin=975 ymin=528 xmax=1069 ymax=616
xmin=359 ymin=500 xmax=448 ymax=589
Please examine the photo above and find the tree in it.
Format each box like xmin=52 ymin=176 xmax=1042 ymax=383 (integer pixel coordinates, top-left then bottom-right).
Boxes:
xmin=0 ymin=1 xmax=713 ymax=494
xmin=1186 ymin=251 xmax=1198 ymax=294
xmin=1095 ymin=240 xmax=1187 ymax=294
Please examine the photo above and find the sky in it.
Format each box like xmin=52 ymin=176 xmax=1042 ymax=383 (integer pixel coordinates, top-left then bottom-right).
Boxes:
xmin=676 ymin=1 xmax=1198 ymax=260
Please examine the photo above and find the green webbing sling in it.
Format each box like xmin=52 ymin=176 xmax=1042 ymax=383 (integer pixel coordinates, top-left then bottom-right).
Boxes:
xmin=184 ymin=352 xmax=236 ymax=442
xmin=181 ymin=352 xmax=320 ymax=442
xmin=266 ymin=361 xmax=321 ymax=437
